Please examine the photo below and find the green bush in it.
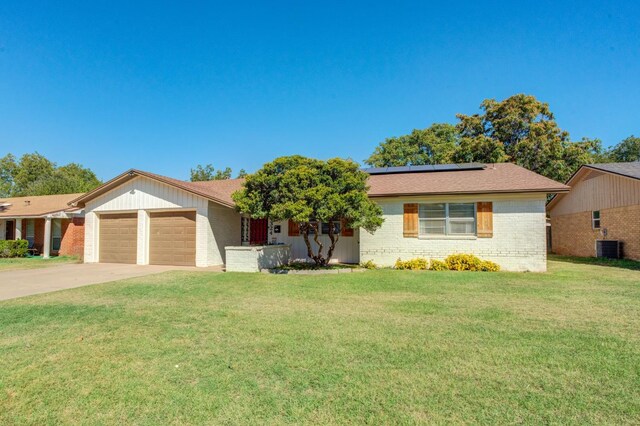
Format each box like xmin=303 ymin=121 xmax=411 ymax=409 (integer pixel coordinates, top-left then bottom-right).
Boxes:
xmin=360 ymin=260 xmax=378 ymax=270
xmin=395 ymin=257 xmax=429 ymax=270
xmin=445 ymin=254 xmax=500 ymax=272
xmin=429 ymin=259 xmax=448 ymax=271
xmin=0 ymin=239 xmax=29 ymax=258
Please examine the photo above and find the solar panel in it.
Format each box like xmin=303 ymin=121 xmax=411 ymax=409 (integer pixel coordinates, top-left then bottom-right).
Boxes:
xmin=363 ymin=163 xmax=486 ymax=175
xmin=408 ymin=165 xmax=436 ymax=172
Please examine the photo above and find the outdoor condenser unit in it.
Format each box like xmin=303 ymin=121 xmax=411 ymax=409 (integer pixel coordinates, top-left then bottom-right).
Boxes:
xmin=595 ymin=240 xmax=621 ymax=259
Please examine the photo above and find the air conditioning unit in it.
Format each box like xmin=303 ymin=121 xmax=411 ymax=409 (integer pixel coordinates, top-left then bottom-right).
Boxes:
xmin=596 ymin=240 xmax=621 ymax=259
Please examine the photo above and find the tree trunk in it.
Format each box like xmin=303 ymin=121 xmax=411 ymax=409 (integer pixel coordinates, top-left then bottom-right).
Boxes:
xmin=326 ymin=221 xmax=339 ymax=265
xmin=300 ymin=222 xmax=326 ymax=266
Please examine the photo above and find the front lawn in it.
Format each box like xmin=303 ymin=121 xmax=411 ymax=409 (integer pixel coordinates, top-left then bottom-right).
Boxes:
xmin=0 ymin=255 xmax=80 ymax=272
xmin=1 ymin=260 xmax=639 ymax=424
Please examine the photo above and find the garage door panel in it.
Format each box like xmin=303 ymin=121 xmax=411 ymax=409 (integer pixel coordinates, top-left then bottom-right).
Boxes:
xmin=99 ymin=213 xmax=137 ymax=264
xmin=149 ymin=211 xmax=196 ymax=266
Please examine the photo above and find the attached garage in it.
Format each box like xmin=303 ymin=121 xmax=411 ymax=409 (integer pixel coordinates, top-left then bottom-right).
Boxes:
xmin=99 ymin=213 xmax=137 ymax=264
xmin=149 ymin=211 xmax=196 ymax=266
xmin=73 ymin=169 xmax=243 ymax=267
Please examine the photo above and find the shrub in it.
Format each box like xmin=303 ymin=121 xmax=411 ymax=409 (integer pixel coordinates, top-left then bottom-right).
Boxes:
xmin=395 ymin=257 xmax=429 ymax=270
xmin=0 ymin=239 xmax=29 ymax=258
xmin=445 ymin=254 xmax=483 ymax=271
xmin=444 ymin=254 xmax=500 ymax=272
xmin=429 ymin=259 xmax=448 ymax=271
xmin=360 ymin=260 xmax=377 ymax=269
xmin=479 ymin=260 xmax=500 ymax=272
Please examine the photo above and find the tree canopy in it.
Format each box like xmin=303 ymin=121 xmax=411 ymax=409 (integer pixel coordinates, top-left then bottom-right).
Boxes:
xmin=365 ymin=94 xmax=609 ymax=183
xmin=232 ymin=156 xmax=383 ymax=266
xmin=365 ymin=123 xmax=459 ymax=167
xmin=0 ymin=152 xmax=101 ymax=197
xmin=606 ymin=136 xmax=640 ymax=162
xmin=190 ymin=164 xmax=246 ymax=181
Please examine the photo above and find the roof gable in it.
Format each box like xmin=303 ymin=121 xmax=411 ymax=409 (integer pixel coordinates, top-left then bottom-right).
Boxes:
xmin=69 ymin=169 xmax=243 ymax=208
xmin=547 ymin=162 xmax=640 ymax=210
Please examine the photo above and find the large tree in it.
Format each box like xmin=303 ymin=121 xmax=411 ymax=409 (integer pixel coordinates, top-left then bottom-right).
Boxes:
xmin=454 ymin=94 xmax=602 ymax=182
xmin=365 ymin=94 xmax=604 ymax=182
xmin=0 ymin=152 xmax=100 ymax=197
xmin=606 ymin=135 xmax=640 ymax=162
xmin=0 ymin=154 xmax=17 ymax=197
xmin=365 ymin=123 xmax=459 ymax=167
xmin=24 ymin=163 xmax=102 ymax=196
xmin=232 ymin=156 xmax=383 ymax=266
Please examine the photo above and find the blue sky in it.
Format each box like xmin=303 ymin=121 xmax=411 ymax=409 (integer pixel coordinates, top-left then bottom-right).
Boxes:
xmin=1 ymin=1 xmax=639 ymax=180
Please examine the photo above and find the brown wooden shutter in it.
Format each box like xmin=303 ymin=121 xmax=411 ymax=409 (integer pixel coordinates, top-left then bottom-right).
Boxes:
xmin=341 ymin=218 xmax=354 ymax=237
xmin=288 ymin=220 xmax=300 ymax=236
xmin=476 ymin=202 xmax=493 ymax=238
xmin=403 ymin=203 xmax=418 ymax=238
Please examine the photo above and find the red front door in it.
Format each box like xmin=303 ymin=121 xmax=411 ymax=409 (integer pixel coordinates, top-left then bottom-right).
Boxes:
xmin=249 ymin=218 xmax=268 ymax=245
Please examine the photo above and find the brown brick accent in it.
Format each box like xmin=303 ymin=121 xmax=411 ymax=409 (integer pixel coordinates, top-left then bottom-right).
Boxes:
xmin=59 ymin=217 xmax=85 ymax=259
xmin=551 ymin=205 xmax=640 ymax=260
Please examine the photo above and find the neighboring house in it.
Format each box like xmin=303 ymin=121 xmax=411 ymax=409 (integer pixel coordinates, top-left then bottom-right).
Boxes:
xmin=0 ymin=193 xmax=85 ymax=258
xmin=547 ymin=162 xmax=640 ymax=260
xmin=70 ymin=163 xmax=568 ymax=271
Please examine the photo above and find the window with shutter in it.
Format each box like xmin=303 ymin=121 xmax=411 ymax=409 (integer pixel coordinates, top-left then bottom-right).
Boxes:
xmin=403 ymin=204 xmax=418 ymax=237
xmin=288 ymin=220 xmax=300 ymax=236
xmin=476 ymin=202 xmax=493 ymax=238
xmin=341 ymin=218 xmax=354 ymax=237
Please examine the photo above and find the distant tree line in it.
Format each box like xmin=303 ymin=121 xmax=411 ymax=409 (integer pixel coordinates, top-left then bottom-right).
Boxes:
xmin=190 ymin=164 xmax=247 ymax=182
xmin=0 ymin=152 xmax=101 ymax=198
xmin=365 ymin=94 xmax=639 ymax=183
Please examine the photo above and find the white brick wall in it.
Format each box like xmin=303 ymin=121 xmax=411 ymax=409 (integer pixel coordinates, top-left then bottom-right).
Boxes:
xmin=360 ymin=194 xmax=548 ymax=272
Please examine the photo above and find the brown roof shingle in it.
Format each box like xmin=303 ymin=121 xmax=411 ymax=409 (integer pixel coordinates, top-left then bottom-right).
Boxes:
xmin=70 ymin=163 xmax=568 ymax=210
xmin=0 ymin=193 xmax=84 ymax=218
xmin=366 ymin=163 xmax=569 ymax=197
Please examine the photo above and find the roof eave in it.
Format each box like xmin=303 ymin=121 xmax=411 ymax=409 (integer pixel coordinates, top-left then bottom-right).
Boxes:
xmin=368 ymin=188 xmax=569 ymax=198
xmin=583 ymin=164 xmax=640 ymax=182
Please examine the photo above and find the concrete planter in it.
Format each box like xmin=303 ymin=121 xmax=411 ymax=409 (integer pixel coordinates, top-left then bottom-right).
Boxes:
xmin=225 ymin=244 xmax=291 ymax=273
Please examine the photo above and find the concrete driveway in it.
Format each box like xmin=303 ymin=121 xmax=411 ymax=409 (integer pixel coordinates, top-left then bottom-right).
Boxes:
xmin=0 ymin=263 xmax=222 ymax=301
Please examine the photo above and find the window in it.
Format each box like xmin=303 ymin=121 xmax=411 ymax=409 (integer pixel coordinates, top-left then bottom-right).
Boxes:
xmin=592 ymin=211 xmax=601 ymax=229
xmin=52 ymin=220 xmax=62 ymax=251
xmin=321 ymin=221 xmax=341 ymax=235
xmin=26 ymin=220 xmax=35 ymax=248
xmin=241 ymin=217 xmax=250 ymax=244
xmin=418 ymin=203 xmax=476 ymax=236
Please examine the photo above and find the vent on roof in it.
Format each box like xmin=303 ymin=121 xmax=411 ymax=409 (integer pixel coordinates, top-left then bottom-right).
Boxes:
xmin=24 ymin=200 xmax=31 ymax=206
xmin=363 ymin=163 xmax=486 ymax=175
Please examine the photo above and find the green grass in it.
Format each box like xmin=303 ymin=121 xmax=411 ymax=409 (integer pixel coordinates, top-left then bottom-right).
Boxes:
xmin=1 ymin=260 xmax=639 ymax=424
xmin=549 ymin=254 xmax=640 ymax=271
xmin=0 ymin=255 xmax=80 ymax=271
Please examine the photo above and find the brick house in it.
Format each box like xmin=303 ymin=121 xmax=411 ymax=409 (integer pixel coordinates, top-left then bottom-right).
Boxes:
xmin=0 ymin=193 xmax=86 ymax=258
xmin=71 ymin=163 xmax=568 ymax=272
xmin=547 ymin=162 xmax=640 ymax=261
